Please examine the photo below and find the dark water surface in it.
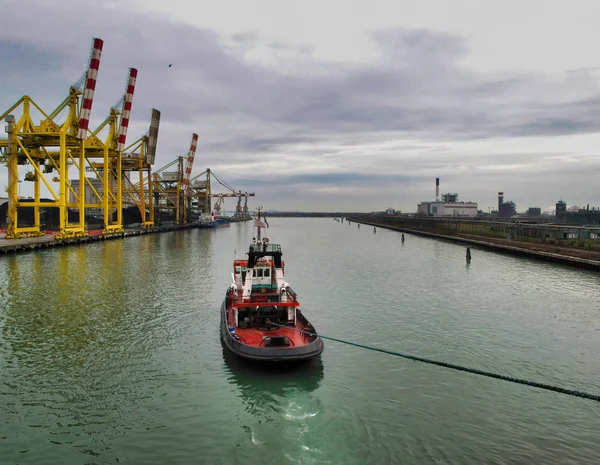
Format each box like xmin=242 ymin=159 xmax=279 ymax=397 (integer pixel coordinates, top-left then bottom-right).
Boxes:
xmin=1 ymin=218 xmax=599 ymax=464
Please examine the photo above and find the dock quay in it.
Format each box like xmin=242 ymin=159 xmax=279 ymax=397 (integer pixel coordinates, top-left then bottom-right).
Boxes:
xmin=349 ymin=216 xmax=600 ymax=272
xmin=0 ymin=223 xmax=205 ymax=255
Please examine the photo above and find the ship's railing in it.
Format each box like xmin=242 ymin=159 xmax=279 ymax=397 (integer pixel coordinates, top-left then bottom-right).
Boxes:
xmin=248 ymin=243 xmax=282 ymax=254
xmin=280 ymin=287 xmax=298 ymax=302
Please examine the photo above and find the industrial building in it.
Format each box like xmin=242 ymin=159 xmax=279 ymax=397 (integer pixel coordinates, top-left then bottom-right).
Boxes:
xmin=556 ymin=201 xmax=600 ymax=225
xmin=417 ymin=178 xmax=478 ymax=217
xmin=68 ymin=176 xmax=118 ymax=207
xmin=496 ymin=192 xmax=516 ymax=218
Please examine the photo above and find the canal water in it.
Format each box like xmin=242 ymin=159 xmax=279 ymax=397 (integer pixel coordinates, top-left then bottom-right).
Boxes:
xmin=1 ymin=218 xmax=599 ymax=465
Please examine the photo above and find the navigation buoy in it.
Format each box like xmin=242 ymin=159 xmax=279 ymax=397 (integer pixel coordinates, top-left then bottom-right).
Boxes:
xmin=401 ymin=233 xmax=405 ymax=243
xmin=466 ymin=247 xmax=472 ymax=263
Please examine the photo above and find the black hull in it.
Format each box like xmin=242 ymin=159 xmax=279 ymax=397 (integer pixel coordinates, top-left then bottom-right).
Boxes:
xmin=220 ymin=300 xmax=324 ymax=363
xmin=197 ymin=222 xmax=231 ymax=229
xmin=227 ymin=216 xmax=252 ymax=223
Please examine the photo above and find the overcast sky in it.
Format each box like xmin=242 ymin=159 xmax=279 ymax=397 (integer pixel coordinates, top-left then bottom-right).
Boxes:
xmin=2 ymin=0 xmax=600 ymax=212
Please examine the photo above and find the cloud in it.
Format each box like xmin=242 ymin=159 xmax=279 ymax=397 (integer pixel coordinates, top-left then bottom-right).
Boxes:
xmin=1 ymin=0 xmax=600 ymax=211
xmin=227 ymin=171 xmax=419 ymax=189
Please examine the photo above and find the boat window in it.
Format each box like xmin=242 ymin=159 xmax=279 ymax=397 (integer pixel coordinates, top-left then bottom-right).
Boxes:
xmin=252 ymin=269 xmax=257 ymax=277
xmin=235 ymin=266 xmax=241 ymax=273
xmin=256 ymin=268 xmax=263 ymax=278
xmin=263 ymin=268 xmax=270 ymax=278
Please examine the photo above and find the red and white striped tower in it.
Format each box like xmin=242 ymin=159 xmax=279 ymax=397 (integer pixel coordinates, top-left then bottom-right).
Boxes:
xmin=182 ymin=133 xmax=198 ymax=193
xmin=117 ymin=68 xmax=138 ymax=151
xmin=77 ymin=38 xmax=104 ymax=140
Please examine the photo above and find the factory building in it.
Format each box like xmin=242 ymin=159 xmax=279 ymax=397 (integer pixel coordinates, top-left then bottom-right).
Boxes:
xmin=417 ymin=178 xmax=478 ymax=217
xmin=556 ymin=200 xmax=600 ymax=225
xmin=69 ymin=178 xmax=105 ymax=206
xmin=69 ymin=172 xmax=128 ymax=207
xmin=497 ymin=192 xmax=516 ymax=218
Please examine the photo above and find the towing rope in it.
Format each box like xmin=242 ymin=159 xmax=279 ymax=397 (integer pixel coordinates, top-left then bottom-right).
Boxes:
xmin=269 ymin=322 xmax=600 ymax=402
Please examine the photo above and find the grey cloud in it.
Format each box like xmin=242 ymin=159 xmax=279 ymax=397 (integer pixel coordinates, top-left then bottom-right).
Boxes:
xmin=4 ymin=1 xmax=598 ymax=146
xmin=227 ymin=172 xmax=420 ymax=189
xmin=371 ymin=28 xmax=469 ymax=74
xmin=2 ymin=0 xmax=600 ymax=211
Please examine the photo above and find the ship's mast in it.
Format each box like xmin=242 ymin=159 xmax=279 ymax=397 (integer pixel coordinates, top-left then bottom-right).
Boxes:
xmin=256 ymin=206 xmax=262 ymax=242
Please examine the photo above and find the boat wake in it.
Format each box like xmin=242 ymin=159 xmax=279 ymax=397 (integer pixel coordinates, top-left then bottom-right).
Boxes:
xmin=251 ymin=430 xmax=263 ymax=445
xmin=283 ymin=401 xmax=319 ymax=421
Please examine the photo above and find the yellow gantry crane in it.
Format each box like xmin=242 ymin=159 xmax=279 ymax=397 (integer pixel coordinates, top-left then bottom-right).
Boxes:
xmin=0 ymin=38 xmax=105 ymax=239
xmin=83 ymin=66 xmax=141 ymax=235
xmin=1 ymin=37 xmax=255 ymax=237
xmin=151 ymin=133 xmax=198 ymax=225
xmin=89 ymin=108 xmax=161 ymax=230
xmin=0 ymin=38 xmax=155 ymax=239
xmin=187 ymin=169 xmax=255 ymax=219
xmin=120 ymin=108 xmax=160 ymax=229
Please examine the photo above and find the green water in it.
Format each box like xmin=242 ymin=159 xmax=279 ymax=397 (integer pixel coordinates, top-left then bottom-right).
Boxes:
xmin=1 ymin=218 xmax=599 ymax=464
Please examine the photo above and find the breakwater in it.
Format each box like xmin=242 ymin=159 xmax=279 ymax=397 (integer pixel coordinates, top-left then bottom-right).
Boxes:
xmin=349 ymin=215 xmax=600 ymax=271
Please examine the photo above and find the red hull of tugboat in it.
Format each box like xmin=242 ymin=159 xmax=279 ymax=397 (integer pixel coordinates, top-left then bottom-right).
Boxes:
xmin=220 ymin=299 xmax=324 ymax=363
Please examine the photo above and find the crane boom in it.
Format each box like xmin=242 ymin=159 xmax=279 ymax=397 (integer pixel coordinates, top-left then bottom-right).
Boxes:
xmin=182 ymin=133 xmax=198 ymax=194
xmin=146 ymin=109 xmax=160 ymax=165
xmin=209 ymin=193 xmax=254 ymax=197
xmin=77 ymin=38 xmax=104 ymax=139
xmin=117 ymin=68 xmax=138 ymax=151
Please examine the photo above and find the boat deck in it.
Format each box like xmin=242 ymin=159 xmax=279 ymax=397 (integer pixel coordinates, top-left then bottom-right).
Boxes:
xmin=226 ymin=307 xmax=307 ymax=347
xmin=235 ymin=326 xmax=306 ymax=347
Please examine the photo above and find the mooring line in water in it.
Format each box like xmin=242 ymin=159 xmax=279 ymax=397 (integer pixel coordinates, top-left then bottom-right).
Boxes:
xmin=269 ymin=322 xmax=600 ymax=403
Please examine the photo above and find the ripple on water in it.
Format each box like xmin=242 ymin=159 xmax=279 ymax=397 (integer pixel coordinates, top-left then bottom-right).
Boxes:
xmin=1 ymin=221 xmax=600 ymax=464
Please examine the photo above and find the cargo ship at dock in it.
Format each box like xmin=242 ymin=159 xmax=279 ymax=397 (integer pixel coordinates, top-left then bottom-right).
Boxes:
xmin=220 ymin=210 xmax=324 ymax=363
xmin=197 ymin=215 xmax=231 ymax=229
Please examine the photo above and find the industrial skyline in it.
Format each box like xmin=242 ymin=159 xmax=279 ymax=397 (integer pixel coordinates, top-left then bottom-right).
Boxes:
xmin=2 ymin=0 xmax=600 ymax=212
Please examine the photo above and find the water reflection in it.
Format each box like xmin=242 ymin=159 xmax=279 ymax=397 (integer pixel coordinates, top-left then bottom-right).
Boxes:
xmin=221 ymin=345 xmax=323 ymax=415
xmin=0 ymin=237 xmax=196 ymax=462
xmin=222 ymin=346 xmax=327 ymax=462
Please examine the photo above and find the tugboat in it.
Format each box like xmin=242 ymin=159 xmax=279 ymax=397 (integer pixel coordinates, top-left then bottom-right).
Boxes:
xmin=220 ymin=209 xmax=324 ymax=363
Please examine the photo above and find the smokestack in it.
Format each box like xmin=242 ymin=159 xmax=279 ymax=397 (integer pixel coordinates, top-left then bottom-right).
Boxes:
xmin=498 ymin=192 xmax=504 ymax=211
xmin=436 ymin=177 xmax=440 ymax=200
